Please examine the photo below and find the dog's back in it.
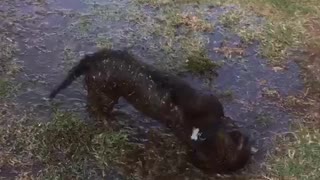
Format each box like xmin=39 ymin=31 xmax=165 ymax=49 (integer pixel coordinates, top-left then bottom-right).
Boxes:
xmin=49 ymin=49 xmax=132 ymax=99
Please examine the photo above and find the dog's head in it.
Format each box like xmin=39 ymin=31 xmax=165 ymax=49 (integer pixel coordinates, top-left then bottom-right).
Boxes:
xmin=188 ymin=117 xmax=251 ymax=174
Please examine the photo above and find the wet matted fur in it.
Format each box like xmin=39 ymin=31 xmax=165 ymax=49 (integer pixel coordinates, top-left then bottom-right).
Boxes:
xmin=49 ymin=48 xmax=251 ymax=174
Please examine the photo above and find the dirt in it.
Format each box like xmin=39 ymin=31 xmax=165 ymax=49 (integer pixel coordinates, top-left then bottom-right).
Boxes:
xmin=0 ymin=0 xmax=307 ymax=179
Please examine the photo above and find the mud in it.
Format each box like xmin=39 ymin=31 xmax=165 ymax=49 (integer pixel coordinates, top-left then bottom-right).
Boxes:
xmin=0 ymin=0 xmax=304 ymax=178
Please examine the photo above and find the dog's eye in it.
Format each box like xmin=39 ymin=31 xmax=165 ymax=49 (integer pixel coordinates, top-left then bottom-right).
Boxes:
xmin=198 ymin=133 xmax=206 ymax=141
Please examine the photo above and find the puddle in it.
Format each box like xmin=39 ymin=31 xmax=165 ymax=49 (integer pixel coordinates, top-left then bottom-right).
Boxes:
xmin=207 ymin=26 xmax=303 ymax=163
xmin=1 ymin=0 xmax=304 ymax=178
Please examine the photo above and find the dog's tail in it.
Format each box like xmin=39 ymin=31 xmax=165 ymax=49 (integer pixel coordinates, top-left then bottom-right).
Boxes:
xmin=48 ymin=55 xmax=91 ymax=99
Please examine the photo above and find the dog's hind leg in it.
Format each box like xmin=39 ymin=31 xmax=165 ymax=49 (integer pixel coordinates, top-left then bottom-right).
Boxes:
xmin=86 ymin=85 xmax=119 ymax=127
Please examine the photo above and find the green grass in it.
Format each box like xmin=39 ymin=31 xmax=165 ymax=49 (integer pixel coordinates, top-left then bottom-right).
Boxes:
xmin=0 ymin=109 xmax=209 ymax=179
xmin=219 ymin=10 xmax=242 ymax=28
xmin=260 ymin=22 xmax=299 ymax=61
xmin=255 ymin=114 xmax=274 ymax=128
xmin=0 ymin=79 xmax=11 ymax=98
xmin=185 ymin=50 xmax=220 ymax=75
xmin=0 ymin=79 xmax=17 ymax=99
xmin=136 ymin=0 xmax=222 ymax=6
xmin=96 ymin=34 xmax=113 ymax=49
xmin=0 ymin=34 xmax=19 ymax=76
xmin=210 ymin=0 xmax=319 ymax=64
xmin=214 ymin=89 xmax=234 ymax=101
xmin=259 ymin=0 xmax=314 ymax=15
xmin=268 ymin=126 xmax=320 ymax=179
xmin=35 ymin=111 xmax=135 ymax=178
xmin=70 ymin=15 xmax=93 ymax=38
xmin=70 ymin=0 xmax=217 ymax=74
xmin=217 ymin=8 xmax=301 ymax=64
xmin=61 ymin=46 xmax=79 ymax=70
xmin=0 ymin=109 xmax=135 ymax=179
xmin=152 ymin=7 xmax=215 ymax=72
xmin=240 ymin=0 xmax=318 ymax=62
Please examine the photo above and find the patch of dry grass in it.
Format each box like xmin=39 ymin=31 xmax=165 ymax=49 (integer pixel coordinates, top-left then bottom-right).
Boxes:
xmin=176 ymin=13 xmax=213 ymax=32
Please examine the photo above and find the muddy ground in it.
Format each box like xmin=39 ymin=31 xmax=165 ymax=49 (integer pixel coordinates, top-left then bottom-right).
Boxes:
xmin=0 ymin=0 xmax=318 ymax=179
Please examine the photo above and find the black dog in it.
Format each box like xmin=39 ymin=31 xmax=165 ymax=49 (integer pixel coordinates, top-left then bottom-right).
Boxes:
xmin=49 ymin=48 xmax=251 ymax=173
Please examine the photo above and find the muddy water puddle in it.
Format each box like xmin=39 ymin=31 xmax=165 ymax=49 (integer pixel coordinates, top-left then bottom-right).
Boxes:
xmin=208 ymin=27 xmax=303 ymax=163
xmin=1 ymin=0 xmax=304 ymax=178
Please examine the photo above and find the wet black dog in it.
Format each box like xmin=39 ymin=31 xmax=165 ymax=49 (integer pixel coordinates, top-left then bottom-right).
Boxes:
xmin=49 ymin=48 xmax=251 ymax=174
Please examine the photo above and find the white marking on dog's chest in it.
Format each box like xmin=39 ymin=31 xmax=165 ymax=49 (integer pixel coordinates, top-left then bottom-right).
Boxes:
xmin=191 ymin=127 xmax=201 ymax=140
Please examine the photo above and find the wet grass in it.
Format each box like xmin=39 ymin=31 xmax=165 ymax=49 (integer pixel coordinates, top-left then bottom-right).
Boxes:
xmin=185 ymin=50 xmax=220 ymax=75
xmin=255 ymin=0 xmax=315 ymax=15
xmin=0 ymin=34 xmax=19 ymax=100
xmin=62 ymin=46 xmax=79 ymax=69
xmin=69 ymin=14 xmax=94 ymax=38
xmin=75 ymin=0 xmax=217 ymax=74
xmin=0 ymin=108 xmax=212 ymax=179
xmin=0 ymin=109 xmax=135 ymax=179
xmin=136 ymin=0 xmax=222 ymax=6
xmin=220 ymin=0 xmax=319 ymax=65
xmin=175 ymin=13 xmax=214 ymax=32
xmin=219 ymin=10 xmax=242 ymax=29
xmin=0 ymin=79 xmax=20 ymax=100
xmin=255 ymin=114 xmax=274 ymax=128
xmin=96 ymin=35 xmax=113 ymax=49
xmin=0 ymin=80 xmax=13 ymax=99
xmin=149 ymin=6 xmax=216 ymax=73
xmin=34 ymin=111 xmax=134 ymax=179
xmin=0 ymin=35 xmax=19 ymax=76
xmin=267 ymin=126 xmax=320 ymax=179
xmin=218 ymin=8 xmax=300 ymax=64
xmin=53 ymin=0 xmax=218 ymax=77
